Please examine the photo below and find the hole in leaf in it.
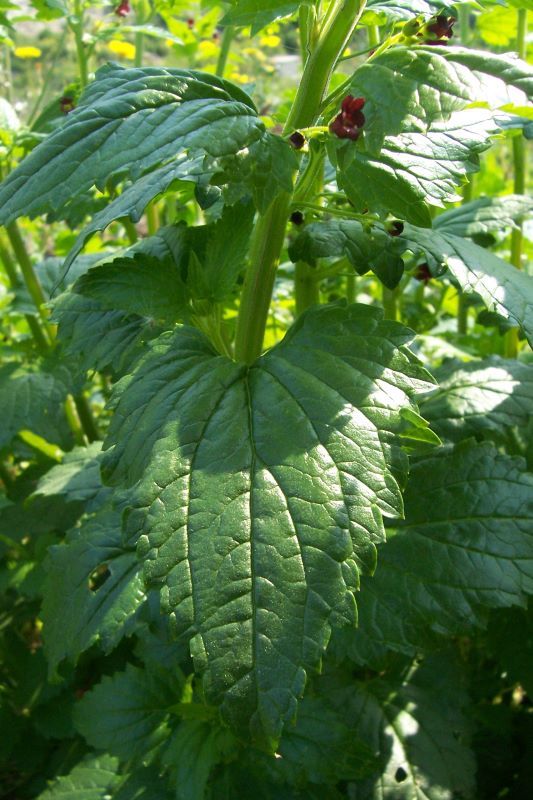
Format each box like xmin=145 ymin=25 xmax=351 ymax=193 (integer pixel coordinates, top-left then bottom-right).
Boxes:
xmin=88 ymin=564 xmax=110 ymax=592
xmin=395 ymin=767 xmax=408 ymax=783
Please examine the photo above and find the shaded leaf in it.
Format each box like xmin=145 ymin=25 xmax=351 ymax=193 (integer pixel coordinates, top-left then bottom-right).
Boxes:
xmin=41 ymin=505 xmax=146 ymax=676
xmin=32 ymin=442 xmax=105 ymax=509
xmin=434 ymin=194 xmax=533 ymax=240
xmin=352 ymin=442 xmax=533 ymax=659
xmin=37 ymin=754 xmax=120 ymax=800
xmin=74 ymin=664 xmax=179 ymax=761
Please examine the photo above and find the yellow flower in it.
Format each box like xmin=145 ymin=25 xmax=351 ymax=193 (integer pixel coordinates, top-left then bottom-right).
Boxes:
xmin=14 ymin=46 xmax=42 ymax=59
xmin=228 ymin=72 xmax=251 ymax=85
xmin=106 ymin=40 xmax=136 ymax=60
xmin=259 ymin=34 xmax=280 ymax=48
xmin=198 ymin=40 xmax=219 ymax=59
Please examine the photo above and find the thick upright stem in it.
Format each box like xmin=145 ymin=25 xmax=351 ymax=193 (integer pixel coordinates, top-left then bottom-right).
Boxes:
xmin=382 ymin=287 xmax=398 ymax=321
xmin=216 ymin=26 xmax=235 ymax=77
xmin=234 ymin=0 xmax=366 ymax=364
xmin=295 ymin=261 xmax=319 ymax=316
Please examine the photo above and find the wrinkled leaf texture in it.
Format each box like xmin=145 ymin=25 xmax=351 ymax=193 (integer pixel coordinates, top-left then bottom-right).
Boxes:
xmin=101 ymin=303 xmax=433 ymax=748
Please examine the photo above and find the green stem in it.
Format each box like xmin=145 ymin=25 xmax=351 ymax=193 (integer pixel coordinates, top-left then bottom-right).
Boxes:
xmin=134 ymin=31 xmax=145 ymax=67
xmin=74 ymin=394 xmax=100 ymax=442
xmin=295 ymin=261 xmax=319 ymax=316
xmin=216 ymin=26 xmax=235 ymax=78
xmin=457 ymin=176 xmax=475 ymax=334
xmin=458 ymin=5 xmax=471 ymax=46
xmin=346 ymin=271 xmax=356 ymax=303
xmin=234 ymin=0 xmax=367 ymax=364
xmin=505 ymin=8 xmax=528 ymax=358
xmin=382 ymin=287 xmax=398 ymax=321
xmin=71 ymin=0 xmax=89 ymax=89
xmin=5 ymin=221 xmax=55 ymax=340
xmin=65 ymin=396 xmax=87 ymax=446
xmin=123 ymin=218 xmax=138 ymax=244
xmin=146 ymin=203 xmax=158 ymax=236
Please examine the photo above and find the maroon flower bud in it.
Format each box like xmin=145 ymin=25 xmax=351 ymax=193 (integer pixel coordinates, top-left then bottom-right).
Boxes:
xmin=212 ymin=30 xmax=220 ymax=42
xmin=290 ymin=211 xmax=304 ymax=225
xmin=114 ymin=0 xmax=130 ymax=17
xmin=427 ymin=15 xmax=455 ymax=39
xmin=388 ymin=220 xmax=404 ymax=237
xmin=289 ymin=131 xmax=305 ymax=149
xmin=60 ymin=96 xmax=75 ymax=114
xmin=414 ymin=262 xmax=432 ymax=284
xmin=425 ymin=15 xmax=455 ymax=45
xmin=186 ymin=17 xmax=195 ymax=29
xmin=329 ymin=95 xmax=366 ymax=141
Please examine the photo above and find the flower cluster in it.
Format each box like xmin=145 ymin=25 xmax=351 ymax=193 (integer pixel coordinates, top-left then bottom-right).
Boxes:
xmin=114 ymin=1 xmax=131 ymax=17
xmin=329 ymin=96 xmax=366 ymax=141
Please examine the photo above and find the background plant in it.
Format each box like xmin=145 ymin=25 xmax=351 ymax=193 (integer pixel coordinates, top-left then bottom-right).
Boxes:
xmin=0 ymin=1 xmax=532 ymax=798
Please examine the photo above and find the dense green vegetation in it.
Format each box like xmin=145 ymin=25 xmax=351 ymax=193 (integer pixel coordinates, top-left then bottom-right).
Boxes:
xmin=0 ymin=1 xmax=532 ymax=798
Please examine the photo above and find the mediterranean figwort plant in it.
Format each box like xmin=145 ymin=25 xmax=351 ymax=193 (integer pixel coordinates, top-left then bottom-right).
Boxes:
xmin=0 ymin=1 xmax=532 ymax=798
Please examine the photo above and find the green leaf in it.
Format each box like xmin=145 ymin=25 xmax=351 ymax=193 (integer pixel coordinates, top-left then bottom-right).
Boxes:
xmin=162 ymin=719 xmax=238 ymax=800
xmin=74 ymin=227 xmax=189 ymax=322
xmin=348 ymin=48 xmax=479 ymax=153
xmin=277 ymin=695 xmax=378 ymax=784
xmin=37 ymin=754 xmax=120 ymax=800
xmin=41 ymin=506 xmax=146 ymax=677
xmin=189 ymin=200 xmax=256 ymax=302
xmin=431 ymin=45 xmax=533 ymax=97
xmin=335 ymin=109 xmax=494 ymax=226
xmin=59 ymin=154 xmax=209 ymax=281
xmin=347 ymin=652 xmax=475 ymax=799
xmin=32 ymin=442 xmax=105 ymax=509
xmin=52 ymin=291 xmax=161 ymax=375
xmin=222 ymin=1 xmax=303 ymax=33
xmin=487 ymin=604 xmax=533 ymax=697
xmin=403 ymin=225 xmax=533 ymax=345
xmin=101 ymin=303 xmax=433 ymax=747
xmin=352 ymin=442 xmax=533 ymax=658
xmin=74 ymin=664 xmax=179 ymax=761
xmin=0 ymin=361 xmax=72 ymax=449
xmin=0 ymin=64 xmax=263 ymax=225
xmin=361 ymin=0 xmax=470 ymax=25
xmin=288 ymin=220 xmax=406 ymax=288
xmin=419 ymin=356 xmax=533 ymax=445
xmin=434 ymin=194 xmax=533 ymax=241
xmin=113 ymin=766 xmax=173 ymax=800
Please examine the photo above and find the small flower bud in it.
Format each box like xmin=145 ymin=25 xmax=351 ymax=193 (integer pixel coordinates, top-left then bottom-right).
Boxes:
xmin=114 ymin=1 xmax=130 ymax=17
xmin=289 ymin=131 xmax=305 ymax=149
xmin=387 ymin=221 xmax=404 ymax=237
xmin=290 ymin=211 xmax=304 ymax=225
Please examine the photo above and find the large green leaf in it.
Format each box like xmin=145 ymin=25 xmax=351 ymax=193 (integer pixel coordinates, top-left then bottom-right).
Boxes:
xmin=37 ymin=755 xmax=120 ymax=800
xmin=0 ymin=361 xmax=72 ymax=449
xmin=350 ymin=442 xmax=533 ymax=659
xmin=347 ymin=653 xmax=475 ymax=800
xmin=74 ymin=664 xmax=179 ymax=761
xmin=403 ymin=224 xmax=533 ymax=345
xmin=0 ymin=64 xmax=263 ymax=225
xmin=361 ymin=0 xmax=471 ymax=24
xmin=41 ymin=505 xmax=146 ymax=676
xmin=419 ymin=356 xmax=533 ymax=445
xmin=434 ymin=194 xmax=533 ymax=241
xmin=336 ymin=109 xmax=494 ymax=226
xmin=348 ymin=45 xmax=532 ymax=152
xmin=101 ymin=303 xmax=433 ymax=747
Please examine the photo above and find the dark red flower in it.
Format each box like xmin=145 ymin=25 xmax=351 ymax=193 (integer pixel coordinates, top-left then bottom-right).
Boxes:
xmin=425 ymin=15 xmax=455 ymax=44
xmin=60 ymin=95 xmax=75 ymax=114
xmin=290 ymin=211 xmax=304 ymax=225
xmin=289 ymin=131 xmax=305 ymax=149
xmin=329 ymin=95 xmax=366 ymax=141
xmin=187 ymin=17 xmax=195 ymax=29
xmin=414 ymin=262 xmax=432 ymax=284
xmin=388 ymin=220 xmax=404 ymax=237
xmin=114 ymin=1 xmax=130 ymax=17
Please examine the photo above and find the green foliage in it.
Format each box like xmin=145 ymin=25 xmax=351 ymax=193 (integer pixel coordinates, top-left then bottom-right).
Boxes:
xmin=1 ymin=1 xmax=532 ymax=798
